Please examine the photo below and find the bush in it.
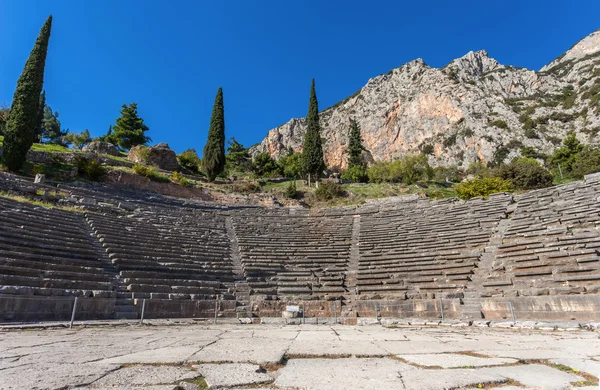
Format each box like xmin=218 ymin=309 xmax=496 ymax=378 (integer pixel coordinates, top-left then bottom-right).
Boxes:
xmin=493 ymin=158 xmax=553 ymax=190
xmin=253 ymin=152 xmax=281 ymax=177
xmin=490 ymin=120 xmax=509 ymax=129
xmin=443 ymin=134 xmax=457 ymax=148
xmin=570 ymin=146 xmax=600 ymax=179
xmin=75 ymin=156 xmax=106 ymax=181
xmin=279 ymin=152 xmax=303 ymax=178
xmin=177 ymin=149 xmax=201 ymax=174
xmin=367 ymin=154 xmax=432 ymax=184
xmin=455 ymin=177 xmax=513 ymax=200
xmin=285 ymin=180 xmax=298 ymax=199
xmin=169 ymin=171 xmax=191 ymax=187
xmin=136 ymin=146 xmax=152 ymax=163
xmin=433 ymin=166 xmax=463 ymax=182
xmin=341 ymin=164 xmax=368 ymax=182
xmin=133 ymin=163 xmax=169 ymax=182
xmin=524 ymin=128 xmax=539 ymax=139
xmin=466 ymin=162 xmax=489 ymax=177
xmin=520 ymin=146 xmax=544 ymax=160
xmin=314 ymin=181 xmax=344 ymax=201
xmin=421 ymin=144 xmax=434 ymax=155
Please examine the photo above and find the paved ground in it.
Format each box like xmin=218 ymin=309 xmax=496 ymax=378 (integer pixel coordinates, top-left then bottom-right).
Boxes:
xmin=1 ymin=323 xmax=599 ymax=390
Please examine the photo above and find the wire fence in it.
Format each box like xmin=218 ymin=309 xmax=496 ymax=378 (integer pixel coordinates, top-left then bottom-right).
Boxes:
xmin=1 ymin=295 xmax=598 ymax=326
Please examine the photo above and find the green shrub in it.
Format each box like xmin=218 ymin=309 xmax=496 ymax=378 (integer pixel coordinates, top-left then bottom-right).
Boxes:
xmin=490 ymin=120 xmax=509 ymax=129
xmin=75 ymin=156 xmax=106 ymax=181
xmin=570 ymin=146 xmax=600 ymax=179
xmin=314 ymin=181 xmax=344 ymax=201
xmin=421 ymin=144 xmax=434 ymax=155
xmin=443 ymin=134 xmax=457 ymax=148
xmin=133 ymin=163 xmax=169 ymax=182
xmin=463 ymin=128 xmax=474 ymax=137
xmin=524 ymin=128 xmax=539 ymax=139
xmin=493 ymin=158 xmax=553 ymax=190
xmin=177 ymin=149 xmax=201 ymax=174
xmin=455 ymin=177 xmax=513 ymax=200
xmin=520 ymin=146 xmax=545 ymax=160
xmin=136 ymin=146 xmax=151 ymax=163
xmin=253 ymin=152 xmax=281 ymax=177
xmin=466 ymin=161 xmax=490 ymax=177
xmin=341 ymin=164 xmax=368 ymax=182
xmin=367 ymin=154 xmax=432 ymax=184
xmin=433 ymin=166 xmax=463 ymax=182
xmin=169 ymin=171 xmax=191 ymax=186
xmin=279 ymin=152 xmax=303 ymax=178
xmin=285 ymin=180 xmax=298 ymax=199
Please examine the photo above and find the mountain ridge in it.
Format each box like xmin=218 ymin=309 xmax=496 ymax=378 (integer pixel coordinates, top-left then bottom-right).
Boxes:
xmin=252 ymin=29 xmax=600 ymax=171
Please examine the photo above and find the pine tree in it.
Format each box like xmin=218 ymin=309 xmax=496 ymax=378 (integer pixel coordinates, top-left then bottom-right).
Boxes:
xmin=34 ymin=90 xmax=46 ymax=143
xmin=2 ymin=16 xmax=52 ymax=171
xmin=301 ymin=79 xmax=325 ymax=185
xmin=203 ymin=87 xmax=226 ymax=181
xmin=41 ymin=105 xmax=67 ymax=144
xmin=111 ymin=103 xmax=151 ymax=149
xmin=347 ymin=118 xmax=364 ymax=168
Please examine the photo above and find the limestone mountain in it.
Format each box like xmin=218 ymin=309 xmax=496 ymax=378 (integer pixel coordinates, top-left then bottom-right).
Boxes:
xmin=252 ymin=29 xmax=600 ymax=170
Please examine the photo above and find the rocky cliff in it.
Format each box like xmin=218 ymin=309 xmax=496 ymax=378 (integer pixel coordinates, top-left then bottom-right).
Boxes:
xmin=252 ymin=30 xmax=600 ymax=170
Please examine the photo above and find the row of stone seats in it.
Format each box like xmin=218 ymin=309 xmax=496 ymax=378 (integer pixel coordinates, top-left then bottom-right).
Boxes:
xmin=485 ymin=175 xmax=600 ymax=297
xmin=358 ymin=194 xmax=512 ymax=298
xmin=232 ymin=212 xmax=353 ymax=299
xmin=86 ymin=209 xmax=236 ymax=299
xmin=0 ymin=196 xmax=113 ymax=297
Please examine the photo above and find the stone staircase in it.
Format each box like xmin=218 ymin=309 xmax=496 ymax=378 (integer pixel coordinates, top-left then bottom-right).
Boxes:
xmin=84 ymin=215 xmax=137 ymax=320
xmin=342 ymin=215 xmax=361 ymax=318
xmin=226 ymin=216 xmax=252 ymax=318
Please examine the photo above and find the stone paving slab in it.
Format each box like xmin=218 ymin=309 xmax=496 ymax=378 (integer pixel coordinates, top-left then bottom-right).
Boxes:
xmin=195 ymin=363 xmax=272 ymax=388
xmin=550 ymin=357 xmax=600 ymax=376
xmin=99 ymin=346 xmax=203 ymax=364
xmin=287 ymin=338 xmax=388 ymax=356
xmin=187 ymin=337 xmax=291 ymax=364
xmin=92 ymin=365 xmax=198 ymax=386
xmin=0 ymin=363 xmax=120 ymax=390
xmin=400 ymin=367 xmax=508 ymax=390
xmin=481 ymin=364 xmax=585 ymax=390
xmin=399 ymin=353 xmax=518 ymax=368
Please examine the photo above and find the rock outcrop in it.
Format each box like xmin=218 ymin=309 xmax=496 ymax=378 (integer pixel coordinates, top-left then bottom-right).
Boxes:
xmin=128 ymin=143 xmax=179 ymax=171
xmin=82 ymin=141 xmax=119 ymax=156
xmin=252 ymin=29 xmax=600 ymax=170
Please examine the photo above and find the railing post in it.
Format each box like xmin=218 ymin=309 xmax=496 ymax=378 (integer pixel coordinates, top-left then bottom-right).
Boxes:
xmin=214 ymin=300 xmax=218 ymax=325
xmin=509 ymin=300 xmax=515 ymax=324
xmin=70 ymin=297 xmax=78 ymax=329
xmin=140 ymin=299 xmax=146 ymax=325
xmin=440 ymin=297 xmax=444 ymax=322
xmin=375 ymin=303 xmax=379 ymax=322
xmin=302 ymin=303 xmax=305 ymax=324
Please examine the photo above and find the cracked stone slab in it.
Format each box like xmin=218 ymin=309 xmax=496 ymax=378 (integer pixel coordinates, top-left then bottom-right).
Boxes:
xmin=401 ymin=368 xmax=508 ymax=390
xmin=188 ymin=337 xmax=291 ymax=364
xmin=399 ymin=353 xmax=518 ymax=368
xmin=550 ymin=358 xmax=600 ymax=376
xmin=287 ymin=339 xmax=388 ymax=356
xmin=275 ymin=357 xmax=415 ymax=390
xmin=0 ymin=362 xmax=120 ymax=390
xmin=195 ymin=363 xmax=272 ymax=388
xmin=481 ymin=364 xmax=585 ymax=390
xmin=93 ymin=365 xmax=198 ymax=386
xmin=98 ymin=346 xmax=203 ymax=364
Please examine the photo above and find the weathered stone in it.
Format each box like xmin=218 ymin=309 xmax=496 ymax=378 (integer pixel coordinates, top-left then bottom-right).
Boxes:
xmin=82 ymin=141 xmax=120 ymax=156
xmin=33 ymin=173 xmax=45 ymax=184
xmin=195 ymin=363 xmax=272 ymax=388
xmin=94 ymin=365 xmax=198 ymax=386
xmin=128 ymin=143 xmax=179 ymax=171
xmin=399 ymin=353 xmax=517 ymax=368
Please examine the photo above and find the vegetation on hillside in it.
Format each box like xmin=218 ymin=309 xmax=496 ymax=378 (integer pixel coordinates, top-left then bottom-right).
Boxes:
xmin=202 ymin=87 xmax=226 ymax=181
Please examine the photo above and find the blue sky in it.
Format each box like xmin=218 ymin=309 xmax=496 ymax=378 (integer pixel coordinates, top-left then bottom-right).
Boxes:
xmin=0 ymin=1 xmax=598 ymax=154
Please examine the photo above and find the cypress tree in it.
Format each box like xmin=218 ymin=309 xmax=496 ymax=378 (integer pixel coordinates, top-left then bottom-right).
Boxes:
xmin=2 ymin=16 xmax=52 ymax=171
xmin=203 ymin=87 xmax=225 ymax=181
xmin=34 ymin=90 xmax=46 ymax=143
xmin=301 ymin=79 xmax=325 ymax=185
xmin=347 ymin=118 xmax=364 ymax=168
